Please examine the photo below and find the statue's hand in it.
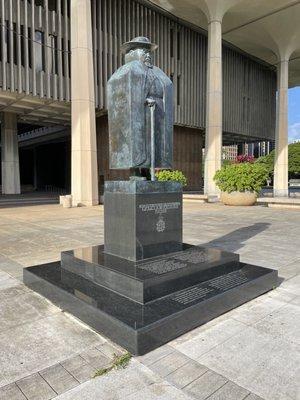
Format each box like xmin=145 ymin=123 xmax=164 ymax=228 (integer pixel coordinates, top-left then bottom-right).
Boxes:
xmin=145 ymin=98 xmax=156 ymax=108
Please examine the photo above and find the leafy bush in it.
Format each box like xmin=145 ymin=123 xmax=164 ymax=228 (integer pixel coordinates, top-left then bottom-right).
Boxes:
xmin=256 ymin=142 xmax=300 ymax=178
xmin=236 ymin=154 xmax=255 ymax=163
xmin=155 ymin=169 xmax=187 ymax=186
xmin=214 ymin=162 xmax=269 ymax=193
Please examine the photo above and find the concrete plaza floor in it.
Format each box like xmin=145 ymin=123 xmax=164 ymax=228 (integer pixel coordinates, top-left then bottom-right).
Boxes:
xmin=0 ymin=202 xmax=299 ymax=400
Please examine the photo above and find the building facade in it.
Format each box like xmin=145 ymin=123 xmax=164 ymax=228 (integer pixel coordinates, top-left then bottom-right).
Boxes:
xmin=0 ymin=0 xmax=284 ymax=201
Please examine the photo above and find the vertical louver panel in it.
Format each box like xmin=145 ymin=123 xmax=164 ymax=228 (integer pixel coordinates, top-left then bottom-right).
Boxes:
xmin=91 ymin=0 xmax=276 ymax=139
xmin=0 ymin=0 xmax=276 ymax=140
xmin=0 ymin=0 xmax=70 ymax=101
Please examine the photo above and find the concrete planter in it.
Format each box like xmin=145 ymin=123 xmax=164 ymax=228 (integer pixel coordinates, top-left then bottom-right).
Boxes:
xmin=221 ymin=191 xmax=257 ymax=206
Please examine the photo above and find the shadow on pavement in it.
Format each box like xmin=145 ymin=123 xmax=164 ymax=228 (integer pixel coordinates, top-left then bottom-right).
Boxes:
xmin=202 ymin=222 xmax=271 ymax=253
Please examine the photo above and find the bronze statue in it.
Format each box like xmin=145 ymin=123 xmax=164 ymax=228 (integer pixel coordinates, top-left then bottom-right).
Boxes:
xmin=107 ymin=37 xmax=173 ymax=176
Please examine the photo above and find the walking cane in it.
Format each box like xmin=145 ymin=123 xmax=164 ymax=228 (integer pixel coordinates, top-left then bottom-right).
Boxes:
xmin=146 ymin=98 xmax=156 ymax=181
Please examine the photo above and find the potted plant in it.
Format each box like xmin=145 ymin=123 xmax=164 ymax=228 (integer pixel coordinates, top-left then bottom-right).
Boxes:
xmin=155 ymin=169 xmax=187 ymax=186
xmin=214 ymin=163 xmax=269 ymax=206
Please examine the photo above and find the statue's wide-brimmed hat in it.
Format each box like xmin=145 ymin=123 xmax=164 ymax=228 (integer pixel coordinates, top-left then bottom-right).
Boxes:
xmin=121 ymin=36 xmax=158 ymax=53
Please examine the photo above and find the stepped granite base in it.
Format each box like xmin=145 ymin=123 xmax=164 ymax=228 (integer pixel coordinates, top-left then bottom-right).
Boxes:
xmin=24 ymin=244 xmax=278 ymax=355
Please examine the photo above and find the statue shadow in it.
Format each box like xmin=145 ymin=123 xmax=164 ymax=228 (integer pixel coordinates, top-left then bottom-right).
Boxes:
xmin=201 ymin=222 xmax=271 ymax=254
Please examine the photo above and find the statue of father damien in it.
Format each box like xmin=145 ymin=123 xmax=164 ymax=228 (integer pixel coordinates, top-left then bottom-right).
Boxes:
xmin=107 ymin=37 xmax=173 ymax=171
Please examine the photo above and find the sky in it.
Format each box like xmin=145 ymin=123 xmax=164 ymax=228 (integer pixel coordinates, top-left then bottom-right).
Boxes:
xmin=288 ymin=87 xmax=300 ymax=143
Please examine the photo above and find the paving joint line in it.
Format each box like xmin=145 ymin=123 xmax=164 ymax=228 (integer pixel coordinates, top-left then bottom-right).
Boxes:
xmin=37 ymin=371 xmax=59 ymax=396
xmin=202 ymin=379 xmax=229 ymax=400
xmin=181 ymin=368 xmax=210 ymax=390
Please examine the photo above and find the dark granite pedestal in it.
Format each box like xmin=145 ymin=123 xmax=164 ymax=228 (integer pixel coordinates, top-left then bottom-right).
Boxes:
xmin=24 ymin=243 xmax=278 ymax=355
xmin=23 ymin=180 xmax=278 ymax=355
xmin=104 ymin=180 xmax=183 ymax=261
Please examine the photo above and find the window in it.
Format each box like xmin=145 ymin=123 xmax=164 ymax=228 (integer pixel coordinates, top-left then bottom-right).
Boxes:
xmin=170 ymin=28 xmax=174 ymax=58
xmin=177 ymin=31 xmax=181 ymax=60
xmin=177 ymin=76 xmax=181 ymax=106
xmin=35 ymin=30 xmax=45 ymax=71
xmin=49 ymin=34 xmax=58 ymax=74
xmin=48 ymin=0 xmax=57 ymax=12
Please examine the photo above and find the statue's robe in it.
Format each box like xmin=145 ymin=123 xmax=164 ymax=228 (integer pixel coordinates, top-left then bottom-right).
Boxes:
xmin=107 ymin=60 xmax=173 ymax=169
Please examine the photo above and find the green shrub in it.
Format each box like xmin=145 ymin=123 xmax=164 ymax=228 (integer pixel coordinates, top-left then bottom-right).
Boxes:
xmin=256 ymin=142 xmax=300 ymax=178
xmin=214 ymin=162 xmax=269 ymax=193
xmin=155 ymin=169 xmax=187 ymax=186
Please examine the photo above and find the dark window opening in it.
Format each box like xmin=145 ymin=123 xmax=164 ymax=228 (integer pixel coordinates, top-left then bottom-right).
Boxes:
xmin=48 ymin=0 xmax=57 ymax=12
xmin=13 ymin=23 xmax=18 ymax=65
xmin=28 ymin=27 xmax=32 ymax=68
xmin=49 ymin=34 xmax=58 ymax=74
xmin=5 ymin=21 xmax=9 ymax=62
xmin=35 ymin=30 xmax=45 ymax=72
xmin=177 ymin=76 xmax=180 ymax=106
xmin=20 ymin=25 xmax=25 ymax=66
xmin=170 ymin=28 xmax=174 ymax=58
xmin=177 ymin=30 xmax=181 ymax=60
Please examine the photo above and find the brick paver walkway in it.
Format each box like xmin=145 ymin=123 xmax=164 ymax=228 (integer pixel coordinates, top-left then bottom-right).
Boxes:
xmin=0 ymin=202 xmax=299 ymax=400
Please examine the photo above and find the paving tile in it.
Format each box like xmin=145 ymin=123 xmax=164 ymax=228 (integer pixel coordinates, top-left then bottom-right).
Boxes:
xmin=40 ymin=364 xmax=79 ymax=394
xmin=0 ymin=260 xmax=24 ymax=279
xmin=206 ymin=381 xmax=249 ymax=400
xmin=79 ymin=347 xmax=110 ymax=369
xmin=16 ymin=373 xmax=56 ymax=400
xmin=0 ymin=292 xmax=59 ymax=333
xmin=0 ymin=271 xmax=14 ymax=281
xmin=137 ymin=345 xmax=174 ymax=366
xmin=165 ymin=360 xmax=208 ymax=388
xmin=290 ymin=295 xmax=300 ymax=306
xmin=148 ymin=351 xmax=190 ymax=377
xmin=172 ymin=318 xmax=246 ymax=359
xmin=0 ymin=276 xmax=21 ymax=290
xmin=253 ymin=302 xmax=300 ymax=345
xmin=277 ymin=259 xmax=300 ymax=280
xmin=0 ymin=284 xmax=30 ymax=302
xmin=244 ymin=394 xmax=264 ymax=400
xmin=0 ymin=383 xmax=26 ymax=400
xmin=60 ymin=355 xmax=87 ymax=373
xmin=126 ymin=382 xmax=195 ymax=400
xmin=263 ymin=287 xmax=297 ymax=304
xmin=0 ymin=313 xmax=104 ymax=387
xmin=67 ymin=363 xmax=96 ymax=383
xmin=224 ymin=296 xmax=287 ymax=325
xmin=55 ymin=360 xmax=160 ymax=400
xmin=198 ymin=326 xmax=300 ymax=400
xmin=184 ymin=370 xmax=228 ymax=400
xmin=96 ymin=341 xmax=125 ymax=360
xmin=279 ymin=274 xmax=300 ymax=296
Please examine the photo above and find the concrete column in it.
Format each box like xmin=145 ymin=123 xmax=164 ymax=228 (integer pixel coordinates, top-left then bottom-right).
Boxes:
xmin=274 ymin=59 xmax=289 ymax=197
xmin=71 ymin=0 xmax=98 ymax=206
xmin=204 ymin=19 xmax=222 ymax=196
xmin=1 ymin=113 xmax=21 ymax=195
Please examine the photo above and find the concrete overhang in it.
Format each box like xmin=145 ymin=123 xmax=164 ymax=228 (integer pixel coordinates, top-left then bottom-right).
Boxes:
xmin=148 ymin=0 xmax=300 ymax=88
xmin=0 ymin=90 xmax=71 ymax=126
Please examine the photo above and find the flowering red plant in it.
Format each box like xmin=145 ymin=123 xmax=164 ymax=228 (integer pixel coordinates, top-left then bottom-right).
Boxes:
xmin=235 ymin=155 xmax=255 ymax=163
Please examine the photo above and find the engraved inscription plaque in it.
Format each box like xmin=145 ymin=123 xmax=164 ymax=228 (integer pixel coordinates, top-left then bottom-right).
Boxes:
xmin=138 ymin=259 xmax=187 ymax=274
xmin=170 ymin=248 xmax=212 ymax=264
xmin=172 ymin=270 xmax=251 ymax=305
xmin=172 ymin=287 xmax=213 ymax=305
xmin=207 ymin=270 xmax=249 ymax=290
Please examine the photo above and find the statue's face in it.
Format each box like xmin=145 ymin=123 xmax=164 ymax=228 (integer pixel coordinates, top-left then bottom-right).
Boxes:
xmin=125 ymin=48 xmax=152 ymax=66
